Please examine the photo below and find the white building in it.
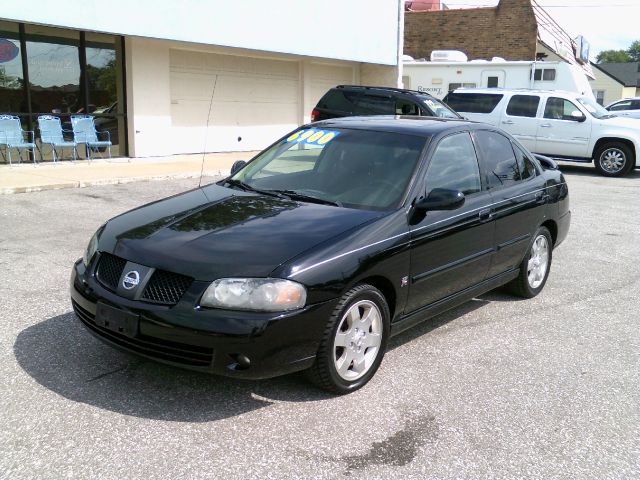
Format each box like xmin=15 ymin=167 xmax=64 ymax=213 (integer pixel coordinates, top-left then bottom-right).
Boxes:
xmin=0 ymin=1 xmax=403 ymax=158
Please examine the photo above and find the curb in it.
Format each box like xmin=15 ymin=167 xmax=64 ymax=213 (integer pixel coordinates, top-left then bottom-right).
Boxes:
xmin=0 ymin=169 xmax=229 ymax=195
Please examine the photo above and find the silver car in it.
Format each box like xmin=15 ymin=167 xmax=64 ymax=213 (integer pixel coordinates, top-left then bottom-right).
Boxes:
xmin=605 ymin=97 xmax=640 ymax=119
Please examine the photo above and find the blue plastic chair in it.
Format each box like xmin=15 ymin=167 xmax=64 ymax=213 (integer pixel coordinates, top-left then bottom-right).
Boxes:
xmin=37 ymin=115 xmax=77 ymax=162
xmin=0 ymin=115 xmax=38 ymax=165
xmin=70 ymin=115 xmax=112 ymax=160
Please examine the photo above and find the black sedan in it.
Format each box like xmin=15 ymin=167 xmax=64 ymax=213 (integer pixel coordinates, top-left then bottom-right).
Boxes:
xmin=71 ymin=117 xmax=570 ymax=393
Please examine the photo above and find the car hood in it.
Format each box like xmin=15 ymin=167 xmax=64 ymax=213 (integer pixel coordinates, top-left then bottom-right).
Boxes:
xmin=598 ymin=115 xmax=640 ymax=128
xmin=98 ymin=184 xmax=384 ymax=280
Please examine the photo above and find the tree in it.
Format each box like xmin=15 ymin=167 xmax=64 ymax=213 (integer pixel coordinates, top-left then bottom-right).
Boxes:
xmin=627 ymin=40 xmax=640 ymax=62
xmin=596 ymin=49 xmax=631 ymax=64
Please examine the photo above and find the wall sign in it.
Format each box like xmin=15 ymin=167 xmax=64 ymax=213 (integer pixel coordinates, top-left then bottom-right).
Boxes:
xmin=0 ymin=39 xmax=19 ymax=63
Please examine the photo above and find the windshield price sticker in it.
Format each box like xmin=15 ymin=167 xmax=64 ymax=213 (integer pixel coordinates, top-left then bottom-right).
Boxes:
xmin=286 ymin=129 xmax=340 ymax=145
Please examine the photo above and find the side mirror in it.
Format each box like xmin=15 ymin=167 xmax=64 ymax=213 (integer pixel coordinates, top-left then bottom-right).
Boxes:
xmin=230 ymin=160 xmax=247 ymax=175
xmin=570 ymin=110 xmax=586 ymax=122
xmin=415 ymin=188 xmax=465 ymax=211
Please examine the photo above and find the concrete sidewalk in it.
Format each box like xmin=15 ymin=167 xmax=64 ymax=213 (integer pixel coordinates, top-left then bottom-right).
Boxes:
xmin=0 ymin=152 xmax=259 ymax=194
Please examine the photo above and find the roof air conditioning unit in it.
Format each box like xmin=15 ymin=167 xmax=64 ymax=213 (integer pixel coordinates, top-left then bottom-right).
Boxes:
xmin=430 ymin=50 xmax=468 ymax=62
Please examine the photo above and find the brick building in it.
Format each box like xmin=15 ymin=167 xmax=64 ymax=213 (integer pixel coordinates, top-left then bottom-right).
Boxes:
xmin=404 ymin=0 xmax=593 ymax=78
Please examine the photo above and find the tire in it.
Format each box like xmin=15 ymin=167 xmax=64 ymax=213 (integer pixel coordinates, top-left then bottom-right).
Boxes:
xmin=307 ymin=284 xmax=390 ymax=394
xmin=594 ymin=142 xmax=635 ymax=177
xmin=507 ymin=226 xmax=553 ymax=298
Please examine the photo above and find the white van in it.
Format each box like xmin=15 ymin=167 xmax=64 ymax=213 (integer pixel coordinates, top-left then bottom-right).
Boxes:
xmin=444 ymin=88 xmax=640 ymax=176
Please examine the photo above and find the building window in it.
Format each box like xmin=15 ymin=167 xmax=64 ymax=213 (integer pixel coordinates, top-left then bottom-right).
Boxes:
xmin=0 ymin=20 xmax=126 ymax=160
xmin=448 ymin=82 xmax=477 ymax=91
xmin=486 ymin=76 xmax=499 ymax=88
xmin=534 ymin=68 xmax=556 ymax=81
xmin=593 ymin=90 xmax=605 ymax=106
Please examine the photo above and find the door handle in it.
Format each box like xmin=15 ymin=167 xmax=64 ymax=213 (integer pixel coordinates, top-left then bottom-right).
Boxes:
xmin=479 ymin=208 xmax=493 ymax=220
xmin=502 ymin=120 xmax=514 ymax=125
xmin=540 ymin=123 xmax=552 ymax=128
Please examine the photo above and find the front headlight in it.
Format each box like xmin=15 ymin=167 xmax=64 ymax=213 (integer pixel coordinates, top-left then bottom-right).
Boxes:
xmin=200 ymin=278 xmax=307 ymax=312
xmin=82 ymin=226 xmax=103 ymax=266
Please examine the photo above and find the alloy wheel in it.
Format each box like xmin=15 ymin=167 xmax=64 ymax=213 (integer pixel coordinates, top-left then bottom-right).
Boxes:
xmin=599 ymin=148 xmax=626 ymax=174
xmin=333 ymin=300 xmax=383 ymax=381
xmin=527 ymin=234 xmax=549 ymax=289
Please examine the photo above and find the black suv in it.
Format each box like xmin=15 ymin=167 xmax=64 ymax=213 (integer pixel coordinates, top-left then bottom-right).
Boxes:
xmin=311 ymin=85 xmax=461 ymax=122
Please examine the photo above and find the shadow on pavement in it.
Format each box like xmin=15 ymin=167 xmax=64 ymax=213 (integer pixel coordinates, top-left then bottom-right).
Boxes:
xmin=13 ymin=312 xmax=333 ymax=422
xmin=15 ymin=293 xmax=507 ymax=421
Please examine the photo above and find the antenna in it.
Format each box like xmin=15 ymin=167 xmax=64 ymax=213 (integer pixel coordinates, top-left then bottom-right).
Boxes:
xmin=198 ymin=75 xmax=219 ymax=188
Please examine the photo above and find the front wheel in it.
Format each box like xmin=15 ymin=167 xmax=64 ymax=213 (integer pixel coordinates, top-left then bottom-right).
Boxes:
xmin=594 ymin=142 xmax=635 ymax=177
xmin=507 ymin=227 xmax=553 ymax=298
xmin=307 ymin=284 xmax=390 ymax=394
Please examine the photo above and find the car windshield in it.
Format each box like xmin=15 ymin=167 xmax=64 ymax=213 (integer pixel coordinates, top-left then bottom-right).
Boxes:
xmin=577 ymin=97 xmax=611 ymax=119
xmin=228 ymin=128 xmax=426 ymax=210
xmin=418 ymin=95 xmax=461 ymax=119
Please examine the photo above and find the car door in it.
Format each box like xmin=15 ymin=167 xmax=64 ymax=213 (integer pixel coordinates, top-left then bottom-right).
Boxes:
xmin=406 ymin=131 xmax=494 ymax=313
xmin=473 ymin=129 xmax=547 ymax=278
xmin=499 ymin=94 xmax=541 ymax=152
xmin=535 ymin=96 xmax=592 ymax=158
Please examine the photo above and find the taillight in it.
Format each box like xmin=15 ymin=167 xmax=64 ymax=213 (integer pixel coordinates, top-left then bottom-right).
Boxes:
xmin=311 ymin=109 xmax=319 ymax=122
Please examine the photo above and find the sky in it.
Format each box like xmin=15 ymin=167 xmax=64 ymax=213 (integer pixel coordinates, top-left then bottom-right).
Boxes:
xmin=440 ymin=0 xmax=639 ymax=59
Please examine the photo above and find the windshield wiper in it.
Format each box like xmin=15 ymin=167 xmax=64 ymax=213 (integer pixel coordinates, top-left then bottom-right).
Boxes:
xmin=224 ymin=179 xmax=286 ymax=198
xmin=270 ymin=189 xmax=343 ymax=207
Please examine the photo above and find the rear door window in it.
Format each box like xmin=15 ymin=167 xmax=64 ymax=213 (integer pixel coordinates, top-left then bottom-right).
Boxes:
xmin=396 ymin=99 xmax=420 ymax=115
xmin=512 ymin=143 xmax=537 ymax=180
xmin=316 ymin=90 xmax=361 ymax=113
xmin=506 ymin=95 xmax=540 ymax=118
xmin=444 ymin=93 xmax=504 ymax=114
xmin=354 ymin=94 xmax=395 ymax=115
xmin=475 ymin=130 xmax=520 ymax=189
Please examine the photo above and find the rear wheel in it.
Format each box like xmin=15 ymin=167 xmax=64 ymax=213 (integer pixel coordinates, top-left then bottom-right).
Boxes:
xmin=594 ymin=142 xmax=634 ymax=177
xmin=507 ymin=227 xmax=552 ymax=298
xmin=307 ymin=284 xmax=390 ymax=394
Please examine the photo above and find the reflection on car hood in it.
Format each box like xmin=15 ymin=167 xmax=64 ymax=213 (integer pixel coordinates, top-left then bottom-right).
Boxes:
xmin=98 ymin=184 xmax=384 ymax=280
xmin=599 ymin=115 xmax=640 ymax=127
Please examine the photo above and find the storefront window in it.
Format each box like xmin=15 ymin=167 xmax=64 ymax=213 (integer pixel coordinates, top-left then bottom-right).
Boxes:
xmin=0 ymin=21 xmax=24 ymax=114
xmin=25 ymin=25 xmax=80 ymax=115
xmin=0 ymin=20 xmax=126 ymax=162
xmin=86 ymin=32 xmax=125 ymax=154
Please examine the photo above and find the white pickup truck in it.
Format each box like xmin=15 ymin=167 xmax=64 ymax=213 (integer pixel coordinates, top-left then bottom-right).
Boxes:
xmin=444 ymin=88 xmax=640 ymax=176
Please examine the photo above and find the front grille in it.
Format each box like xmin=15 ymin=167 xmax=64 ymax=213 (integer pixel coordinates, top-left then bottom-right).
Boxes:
xmin=142 ymin=270 xmax=192 ymax=305
xmin=72 ymin=300 xmax=214 ymax=367
xmin=96 ymin=253 xmax=191 ymax=305
xmin=96 ymin=253 xmax=126 ymax=291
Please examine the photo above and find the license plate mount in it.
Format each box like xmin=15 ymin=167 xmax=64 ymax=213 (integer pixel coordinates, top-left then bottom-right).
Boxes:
xmin=95 ymin=302 xmax=139 ymax=338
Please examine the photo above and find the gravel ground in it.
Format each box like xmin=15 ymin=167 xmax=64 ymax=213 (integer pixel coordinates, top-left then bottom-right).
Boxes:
xmin=1 ymin=167 xmax=639 ymax=479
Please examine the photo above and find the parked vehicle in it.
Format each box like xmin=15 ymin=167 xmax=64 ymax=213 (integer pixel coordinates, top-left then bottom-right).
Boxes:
xmin=403 ymin=51 xmax=595 ymax=100
xmin=311 ymin=85 xmax=461 ymax=122
xmin=71 ymin=116 xmax=570 ymax=393
xmin=444 ymin=88 xmax=640 ymax=176
xmin=605 ymin=97 xmax=640 ymax=119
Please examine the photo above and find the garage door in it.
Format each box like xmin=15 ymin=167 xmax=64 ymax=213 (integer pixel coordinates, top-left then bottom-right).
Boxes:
xmin=170 ymin=49 xmax=299 ymax=153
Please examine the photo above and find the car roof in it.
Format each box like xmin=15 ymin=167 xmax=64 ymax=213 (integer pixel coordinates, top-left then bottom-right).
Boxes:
xmin=450 ymin=87 xmax=583 ymax=97
xmin=335 ymin=84 xmax=435 ymax=98
xmin=309 ymin=115 xmax=480 ymax=137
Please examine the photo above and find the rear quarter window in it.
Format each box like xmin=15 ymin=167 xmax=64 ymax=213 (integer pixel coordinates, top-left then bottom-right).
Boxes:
xmin=316 ymin=90 xmax=361 ymax=113
xmin=444 ymin=93 xmax=504 ymax=114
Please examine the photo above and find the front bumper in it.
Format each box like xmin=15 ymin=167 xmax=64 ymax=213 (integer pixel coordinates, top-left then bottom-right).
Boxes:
xmin=70 ymin=259 xmax=337 ymax=379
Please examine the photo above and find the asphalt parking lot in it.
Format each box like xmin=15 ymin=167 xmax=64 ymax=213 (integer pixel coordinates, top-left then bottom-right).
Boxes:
xmin=1 ymin=165 xmax=639 ymax=479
